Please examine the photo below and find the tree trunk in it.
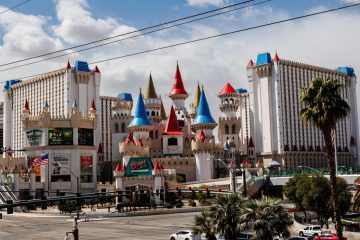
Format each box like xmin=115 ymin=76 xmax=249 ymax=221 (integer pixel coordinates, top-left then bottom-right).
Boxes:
xmin=323 ymin=127 xmax=343 ymax=238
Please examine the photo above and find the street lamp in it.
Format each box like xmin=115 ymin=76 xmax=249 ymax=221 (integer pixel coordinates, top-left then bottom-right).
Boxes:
xmin=297 ymin=166 xmax=322 ymax=174
xmin=208 ymin=156 xmax=237 ymax=194
xmin=52 ymin=163 xmax=80 ymax=240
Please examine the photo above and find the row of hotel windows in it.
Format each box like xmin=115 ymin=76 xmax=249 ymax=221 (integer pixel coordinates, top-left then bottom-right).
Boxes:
xmin=283 ymin=144 xmax=350 ymax=152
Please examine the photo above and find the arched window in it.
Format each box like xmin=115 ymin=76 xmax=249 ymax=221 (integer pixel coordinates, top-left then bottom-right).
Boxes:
xmin=156 ymin=111 xmax=159 ymax=116
xmin=230 ymin=98 xmax=234 ymax=104
xmin=168 ymin=138 xmax=177 ymax=146
xmin=115 ymin=123 xmax=119 ymax=133
xmin=225 ymin=124 xmax=229 ymax=134
xmin=225 ymin=99 xmax=229 ymax=104
xmin=120 ymin=113 xmax=123 ymax=116
xmin=231 ymin=124 xmax=236 ymax=134
xmin=155 ymin=130 xmax=158 ymax=139
xmin=121 ymin=123 xmax=126 ymax=133
xmin=147 ymin=111 xmax=149 ymax=116
xmin=151 ymin=111 xmax=155 ymax=116
xmin=150 ymin=131 xmax=154 ymax=139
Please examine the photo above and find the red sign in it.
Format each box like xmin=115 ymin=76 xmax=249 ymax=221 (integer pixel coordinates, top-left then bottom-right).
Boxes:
xmin=80 ymin=156 xmax=92 ymax=168
xmin=131 ymin=160 xmax=147 ymax=170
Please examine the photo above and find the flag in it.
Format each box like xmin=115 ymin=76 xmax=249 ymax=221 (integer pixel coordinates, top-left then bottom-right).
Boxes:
xmin=31 ymin=153 xmax=49 ymax=167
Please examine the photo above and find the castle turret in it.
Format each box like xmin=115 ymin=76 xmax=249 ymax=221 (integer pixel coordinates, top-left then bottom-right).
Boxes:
xmin=191 ymin=87 xmax=217 ymax=181
xmin=144 ymin=72 xmax=162 ymax=124
xmin=169 ymin=62 xmax=189 ymax=109
xmin=162 ymin=106 xmax=183 ymax=156
xmin=120 ymin=90 xmax=152 ymax=164
xmin=217 ymin=83 xmax=241 ymax=149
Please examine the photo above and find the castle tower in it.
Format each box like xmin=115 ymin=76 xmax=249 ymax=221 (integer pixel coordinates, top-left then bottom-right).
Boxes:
xmin=247 ymin=137 xmax=255 ymax=167
xmin=217 ymin=83 xmax=241 ymax=149
xmin=162 ymin=106 xmax=183 ymax=156
xmin=191 ymin=87 xmax=217 ymax=181
xmin=189 ymin=83 xmax=201 ymax=120
xmin=120 ymin=90 xmax=152 ymax=165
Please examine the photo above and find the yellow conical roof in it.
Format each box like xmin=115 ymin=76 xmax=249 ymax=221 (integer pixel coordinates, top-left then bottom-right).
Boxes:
xmin=193 ymin=82 xmax=201 ymax=108
xmin=144 ymin=72 xmax=157 ymax=99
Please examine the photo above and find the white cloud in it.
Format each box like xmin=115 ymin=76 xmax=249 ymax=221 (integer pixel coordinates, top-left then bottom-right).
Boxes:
xmin=52 ymin=0 xmax=136 ymax=44
xmin=187 ymin=0 xmax=227 ymax=7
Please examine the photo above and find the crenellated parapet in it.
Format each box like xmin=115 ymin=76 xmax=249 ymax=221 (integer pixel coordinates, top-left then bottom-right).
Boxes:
xmin=191 ymin=138 xmax=215 ymax=153
xmin=119 ymin=141 xmax=150 ymax=156
xmin=254 ymin=63 xmax=272 ymax=78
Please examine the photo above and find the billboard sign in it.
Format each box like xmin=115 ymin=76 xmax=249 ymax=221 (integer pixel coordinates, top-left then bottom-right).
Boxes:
xmin=78 ymin=128 xmax=94 ymax=146
xmin=48 ymin=128 xmax=73 ymax=145
xmin=125 ymin=157 xmax=153 ymax=177
xmin=26 ymin=129 xmax=43 ymax=146
xmin=52 ymin=155 xmax=70 ymax=175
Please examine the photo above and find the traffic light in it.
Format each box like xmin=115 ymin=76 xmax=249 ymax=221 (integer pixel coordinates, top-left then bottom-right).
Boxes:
xmin=41 ymin=196 xmax=47 ymax=210
xmin=6 ymin=200 xmax=13 ymax=214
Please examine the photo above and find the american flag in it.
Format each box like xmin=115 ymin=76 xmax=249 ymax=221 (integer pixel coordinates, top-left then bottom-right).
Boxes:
xmin=31 ymin=153 xmax=49 ymax=167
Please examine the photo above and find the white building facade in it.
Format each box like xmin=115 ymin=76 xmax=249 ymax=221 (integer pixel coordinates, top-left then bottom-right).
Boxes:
xmin=247 ymin=52 xmax=359 ymax=168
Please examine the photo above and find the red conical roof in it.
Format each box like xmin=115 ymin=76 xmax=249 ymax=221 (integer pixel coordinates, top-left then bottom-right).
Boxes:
xmin=274 ymin=52 xmax=279 ymax=62
xmin=66 ymin=60 xmax=71 ymax=70
xmin=219 ymin=83 xmax=237 ymax=94
xmin=154 ymin=161 xmax=160 ymax=171
xmin=163 ymin=106 xmax=182 ymax=135
xmin=4 ymin=165 xmax=8 ymax=171
xmin=93 ymin=65 xmax=100 ymax=73
xmin=122 ymin=163 xmax=127 ymax=172
xmin=24 ymin=99 xmax=29 ymax=110
xmin=247 ymin=59 xmax=254 ymax=68
xmin=248 ymin=137 xmax=255 ymax=148
xmin=137 ymin=138 xmax=144 ymax=147
xmin=14 ymin=165 xmax=18 ymax=170
xmin=97 ymin=143 xmax=104 ymax=153
xmin=125 ymin=133 xmax=135 ymax=145
xmin=198 ymin=130 xmax=206 ymax=143
xmin=170 ymin=62 xmax=188 ymax=95
xmin=114 ymin=163 xmax=122 ymax=172
xmin=160 ymin=163 xmax=164 ymax=170
xmin=90 ymin=99 xmax=96 ymax=111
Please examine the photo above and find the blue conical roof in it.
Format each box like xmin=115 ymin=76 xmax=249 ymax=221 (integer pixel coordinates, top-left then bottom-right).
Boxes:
xmin=193 ymin=88 xmax=216 ymax=124
xmin=129 ymin=91 xmax=152 ymax=127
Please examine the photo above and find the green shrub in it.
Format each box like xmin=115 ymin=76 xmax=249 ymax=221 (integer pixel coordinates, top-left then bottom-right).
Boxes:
xmin=196 ymin=193 xmax=207 ymax=204
xmin=165 ymin=203 xmax=174 ymax=209
xmin=175 ymin=202 xmax=183 ymax=208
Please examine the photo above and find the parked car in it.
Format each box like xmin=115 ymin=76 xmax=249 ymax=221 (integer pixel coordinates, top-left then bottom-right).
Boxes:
xmin=215 ymin=233 xmax=253 ymax=240
xmin=299 ymin=225 xmax=323 ymax=237
xmin=170 ymin=230 xmax=200 ymax=240
xmin=314 ymin=234 xmax=347 ymax=240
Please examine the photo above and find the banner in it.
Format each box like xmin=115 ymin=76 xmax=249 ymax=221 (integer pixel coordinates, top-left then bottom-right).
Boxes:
xmin=26 ymin=129 xmax=43 ymax=146
xmin=125 ymin=157 xmax=154 ymax=177
xmin=80 ymin=155 xmax=93 ymax=174
xmin=48 ymin=128 xmax=73 ymax=145
xmin=52 ymin=155 xmax=70 ymax=175
xmin=78 ymin=128 xmax=94 ymax=146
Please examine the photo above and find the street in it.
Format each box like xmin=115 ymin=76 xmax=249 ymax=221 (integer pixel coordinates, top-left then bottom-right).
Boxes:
xmin=0 ymin=212 xmax=199 ymax=240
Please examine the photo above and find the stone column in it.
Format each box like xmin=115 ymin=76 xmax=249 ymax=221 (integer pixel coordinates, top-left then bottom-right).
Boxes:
xmin=13 ymin=169 xmax=20 ymax=197
xmin=113 ymin=170 xmax=124 ymax=206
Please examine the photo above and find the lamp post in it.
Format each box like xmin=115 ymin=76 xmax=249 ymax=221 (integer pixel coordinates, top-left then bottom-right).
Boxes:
xmin=298 ymin=165 xmax=322 ymax=174
xmin=52 ymin=163 xmax=80 ymax=240
xmin=208 ymin=156 xmax=237 ymax=194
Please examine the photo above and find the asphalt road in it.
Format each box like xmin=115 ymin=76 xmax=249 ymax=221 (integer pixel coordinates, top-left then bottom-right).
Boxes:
xmin=0 ymin=212 xmax=199 ymax=240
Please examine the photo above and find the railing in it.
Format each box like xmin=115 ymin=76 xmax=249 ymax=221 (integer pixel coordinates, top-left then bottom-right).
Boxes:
xmin=268 ymin=166 xmax=360 ymax=177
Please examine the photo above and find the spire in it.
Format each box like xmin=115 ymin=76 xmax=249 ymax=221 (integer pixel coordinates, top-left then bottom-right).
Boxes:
xmin=193 ymin=87 xmax=216 ymax=124
xmin=154 ymin=161 xmax=160 ymax=171
xmin=247 ymin=59 xmax=254 ymax=68
xmin=274 ymin=52 xmax=279 ymax=62
xmin=129 ymin=90 xmax=152 ymax=127
xmin=170 ymin=62 xmax=188 ymax=96
xmin=144 ymin=72 xmax=157 ymax=99
xmin=97 ymin=143 xmax=104 ymax=153
xmin=66 ymin=60 xmax=71 ymax=70
xmin=193 ymin=82 xmax=201 ymax=108
xmin=24 ymin=99 xmax=29 ymax=110
xmin=163 ymin=105 xmax=182 ymax=135
xmin=160 ymin=163 xmax=164 ymax=170
xmin=124 ymin=133 xmax=135 ymax=145
xmin=219 ymin=83 xmax=237 ymax=94
xmin=93 ymin=65 xmax=100 ymax=73
xmin=72 ymin=100 xmax=78 ymax=108
xmin=160 ymin=98 xmax=167 ymax=121
xmin=114 ymin=163 xmax=122 ymax=172
xmin=248 ymin=137 xmax=255 ymax=148
xmin=90 ymin=99 xmax=96 ymax=111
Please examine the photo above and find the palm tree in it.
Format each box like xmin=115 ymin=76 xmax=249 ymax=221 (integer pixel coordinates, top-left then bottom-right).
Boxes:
xmin=192 ymin=211 xmax=217 ymax=240
xmin=209 ymin=194 xmax=244 ymax=240
xmin=353 ymin=189 xmax=360 ymax=213
xmin=239 ymin=197 xmax=293 ymax=240
xmin=300 ymin=77 xmax=350 ymax=238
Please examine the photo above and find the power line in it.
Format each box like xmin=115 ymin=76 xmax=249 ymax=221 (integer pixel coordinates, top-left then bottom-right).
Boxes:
xmin=0 ymin=0 xmax=270 ymax=72
xmin=0 ymin=0 xmax=257 ymax=68
xmin=0 ymin=0 xmax=31 ymax=15
xmin=9 ymin=2 xmax=360 ymax=81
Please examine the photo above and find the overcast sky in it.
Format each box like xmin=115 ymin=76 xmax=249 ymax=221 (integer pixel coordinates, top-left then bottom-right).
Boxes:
xmin=0 ymin=0 xmax=359 ymax=137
